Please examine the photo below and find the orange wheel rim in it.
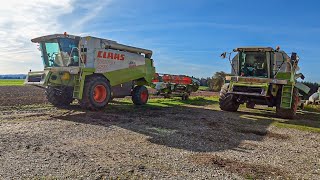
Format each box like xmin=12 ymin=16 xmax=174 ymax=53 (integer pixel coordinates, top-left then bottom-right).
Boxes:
xmin=93 ymin=85 xmax=107 ymax=103
xmin=141 ymin=90 xmax=148 ymax=102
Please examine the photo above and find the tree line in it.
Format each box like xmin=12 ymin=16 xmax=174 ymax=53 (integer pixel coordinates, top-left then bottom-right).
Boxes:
xmin=0 ymin=75 xmax=27 ymax=79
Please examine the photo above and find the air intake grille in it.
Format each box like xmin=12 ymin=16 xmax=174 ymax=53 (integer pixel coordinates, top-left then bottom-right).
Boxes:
xmin=233 ymin=86 xmax=263 ymax=94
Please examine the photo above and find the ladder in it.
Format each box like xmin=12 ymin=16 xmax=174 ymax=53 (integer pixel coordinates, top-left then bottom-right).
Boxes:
xmin=73 ymin=50 xmax=85 ymax=99
xmin=73 ymin=75 xmax=81 ymax=99
xmin=280 ymin=85 xmax=293 ymax=109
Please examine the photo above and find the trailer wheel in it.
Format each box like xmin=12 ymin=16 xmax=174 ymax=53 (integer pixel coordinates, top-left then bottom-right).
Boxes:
xmin=80 ymin=76 xmax=111 ymax=110
xmin=182 ymin=94 xmax=189 ymax=101
xmin=164 ymin=94 xmax=170 ymax=98
xmin=132 ymin=85 xmax=149 ymax=105
xmin=276 ymin=88 xmax=298 ymax=119
xmin=219 ymin=84 xmax=239 ymax=112
xmin=46 ymin=86 xmax=73 ymax=107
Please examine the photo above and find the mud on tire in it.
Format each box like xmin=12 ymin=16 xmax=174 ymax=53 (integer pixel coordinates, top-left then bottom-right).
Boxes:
xmin=276 ymin=88 xmax=299 ymax=119
xmin=80 ymin=76 xmax=111 ymax=110
xmin=46 ymin=86 xmax=74 ymax=107
xmin=219 ymin=84 xmax=240 ymax=112
xmin=132 ymin=85 xmax=149 ymax=105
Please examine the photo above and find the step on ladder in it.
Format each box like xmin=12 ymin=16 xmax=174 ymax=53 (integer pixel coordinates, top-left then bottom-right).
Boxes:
xmin=280 ymin=85 xmax=293 ymax=109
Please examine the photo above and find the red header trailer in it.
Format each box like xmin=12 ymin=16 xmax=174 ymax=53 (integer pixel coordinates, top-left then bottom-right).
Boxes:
xmin=151 ymin=73 xmax=200 ymax=100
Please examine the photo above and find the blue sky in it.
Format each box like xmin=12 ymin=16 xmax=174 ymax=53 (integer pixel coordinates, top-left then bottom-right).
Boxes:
xmin=0 ymin=0 xmax=319 ymax=82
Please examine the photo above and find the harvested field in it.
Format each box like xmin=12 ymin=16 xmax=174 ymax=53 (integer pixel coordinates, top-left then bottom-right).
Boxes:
xmin=0 ymin=86 xmax=217 ymax=106
xmin=0 ymin=86 xmax=47 ymax=106
xmin=0 ymin=86 xmax=319 ymax=179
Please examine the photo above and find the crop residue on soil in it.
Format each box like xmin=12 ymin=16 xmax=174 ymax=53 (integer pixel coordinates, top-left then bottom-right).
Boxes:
xmin=0 ymin=86 xmax=319 ymax=179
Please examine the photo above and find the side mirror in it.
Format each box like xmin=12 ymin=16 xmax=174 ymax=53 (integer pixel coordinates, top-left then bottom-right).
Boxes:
xmin=291 ymin=52 xmax=297 ymax=61
xmin=220 ymin=52 xmax=227 ymax=59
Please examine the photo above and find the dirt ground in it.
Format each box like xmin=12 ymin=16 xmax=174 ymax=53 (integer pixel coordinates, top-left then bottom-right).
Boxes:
xmin=0 ymin=86 xmax=319 ymax=179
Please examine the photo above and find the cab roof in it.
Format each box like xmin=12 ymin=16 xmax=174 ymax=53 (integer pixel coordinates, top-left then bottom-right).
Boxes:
xmin=31 ymin=34 xmax=118 ymax=44
xmin=31 ymin=34 xmax=80 ymax=43
xmin=234 ymin=47 xmax=275 ymax=52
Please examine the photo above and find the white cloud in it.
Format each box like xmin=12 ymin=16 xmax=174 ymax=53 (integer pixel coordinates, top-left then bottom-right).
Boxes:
xmin=0 ymin=0 xmax=75 ymax=74
xmin=71 ymin=0 xmax=113 ymax=30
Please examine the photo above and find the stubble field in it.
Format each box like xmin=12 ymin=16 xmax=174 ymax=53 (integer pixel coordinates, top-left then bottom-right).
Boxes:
xmin=0 ymin=86 xmax=319 ymax=179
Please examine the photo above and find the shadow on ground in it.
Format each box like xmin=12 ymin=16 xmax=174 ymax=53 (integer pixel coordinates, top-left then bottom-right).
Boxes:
xmin=53 ymin=98 xmax=288 ymax=153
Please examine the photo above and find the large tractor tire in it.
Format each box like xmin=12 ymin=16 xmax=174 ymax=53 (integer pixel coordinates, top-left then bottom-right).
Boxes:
xmin=46 ymin=86 xmax=74 ymax=107
xmin=219 ymin=84 xmax=240 ymax=112
xmin=80 ymin=76 xmax=111 ymax=110
xmin=132 ymin=85 xmax=149 ymax=105
xmin=276 ymin=88 xmax=299 ymax=119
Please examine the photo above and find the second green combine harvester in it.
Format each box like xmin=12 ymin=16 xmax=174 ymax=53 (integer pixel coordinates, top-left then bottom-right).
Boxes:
xmin=25 ymin=33 xmax=155 ymax=110
xmin=220 ymin=47 xmax=310 ymax=119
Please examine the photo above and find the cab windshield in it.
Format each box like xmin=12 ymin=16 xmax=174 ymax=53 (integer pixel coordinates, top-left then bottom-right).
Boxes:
xmin=239 ymin=52 xmax=268 ymax=78
xmin=40 ymin=38 xmax=79 ymax=67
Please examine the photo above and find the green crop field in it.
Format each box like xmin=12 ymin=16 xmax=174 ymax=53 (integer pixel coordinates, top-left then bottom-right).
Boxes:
xmin=0 ymin=79 xmax=24 ymax=86
xmin=198 ymin=86 xmax=210 ymax=91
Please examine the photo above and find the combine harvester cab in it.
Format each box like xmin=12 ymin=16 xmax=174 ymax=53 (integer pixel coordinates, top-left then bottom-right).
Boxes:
xmin=25 ymin=33 xmax=155 ymax=110
xmin=220 ymin=47 xmax=310 ymax=119
xmin=151 ymin=73 xmax=200 ymax=100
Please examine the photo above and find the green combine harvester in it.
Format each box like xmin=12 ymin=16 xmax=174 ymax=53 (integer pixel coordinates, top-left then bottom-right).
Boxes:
xmin=220 ymin=47 xmax=310 ymax=119
xmin=25 ymin=33 xmax=155 ymax=110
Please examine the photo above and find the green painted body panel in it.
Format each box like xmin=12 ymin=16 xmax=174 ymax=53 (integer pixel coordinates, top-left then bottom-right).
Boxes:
xmin=275 ymin=72 xmax=291 ymax=80
xmin=229 ymin=81 xmax=269 ymax=96
xmin=77 ymin=69 xmax=95 ymax=99
xmin=74 ymin=59 xmax=155 ymax=99
xmin=26 ymin=58 xmax=155 ymax=100
xmin=230 ymin=82 xmax=269 ymax=88
xmin=104 ymin=62 xmax=153 ymax=86
xmin=227 ymin=76 xmax=299 ymax=109
xmin=25 ymin=70 xmax=75 ymax=87
xmin=47 ymin=71 xmax=76 ymax=87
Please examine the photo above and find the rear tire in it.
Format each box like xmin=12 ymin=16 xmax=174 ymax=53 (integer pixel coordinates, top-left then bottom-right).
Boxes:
xmin=132 ymin=86 xmax=149 ymax=105
xmin=276 ymin=88 xmax=298 ymax=119
xmin=80 ymin=76 xmax=111 ymax=110
xmin=219 ymin=84 xmax=240 ymax=112
xmin=46 ymin=86 xmax=73 ymax=107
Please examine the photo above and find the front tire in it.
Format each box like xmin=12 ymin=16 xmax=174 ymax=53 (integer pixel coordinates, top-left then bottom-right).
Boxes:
xmin=219 ymin=84 xmax=240 ymax=112
xmin=80 ymin=76 xmax=111 ymax=110
xmin=132 ymin=86 xmax=149 ymax=105
xmin=46 ymin=86 xmax=74 ymax=107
